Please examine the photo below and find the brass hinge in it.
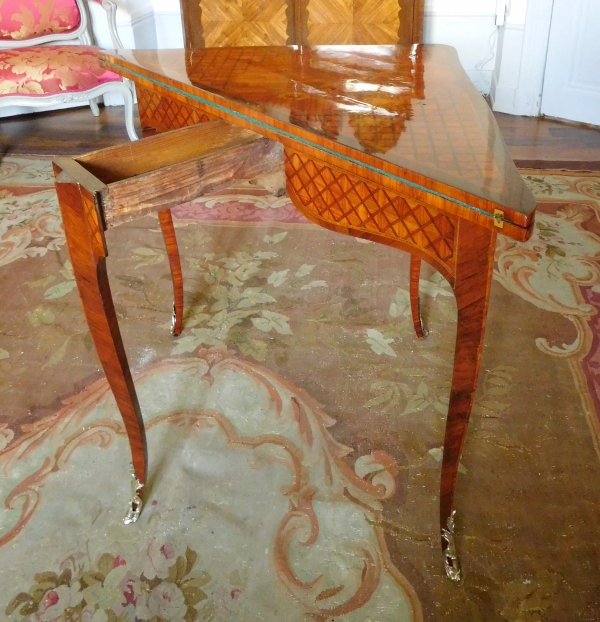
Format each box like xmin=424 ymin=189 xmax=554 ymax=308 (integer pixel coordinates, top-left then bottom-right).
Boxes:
xmin=493 ymin=209 xmax=505 ymax=228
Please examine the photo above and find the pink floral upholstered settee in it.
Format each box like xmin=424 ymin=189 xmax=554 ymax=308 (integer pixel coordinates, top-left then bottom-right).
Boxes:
xmin=0 ymin=0 xmax=137 ymax=140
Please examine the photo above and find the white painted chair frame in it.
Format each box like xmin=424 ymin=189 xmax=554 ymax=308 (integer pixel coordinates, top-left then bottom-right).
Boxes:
xmin=0 ymin=0 xmax=138 ymax=140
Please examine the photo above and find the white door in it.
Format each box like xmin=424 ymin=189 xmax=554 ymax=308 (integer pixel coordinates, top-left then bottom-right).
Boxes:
xmin=541 ymin=0 xmax=600 ymax=126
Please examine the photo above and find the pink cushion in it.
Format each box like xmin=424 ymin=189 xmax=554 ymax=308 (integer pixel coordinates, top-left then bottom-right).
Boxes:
xmin=0 ymin=45 xmax=123 ymax=97
xmin=0 ymin=0 xmax=81 ymax=41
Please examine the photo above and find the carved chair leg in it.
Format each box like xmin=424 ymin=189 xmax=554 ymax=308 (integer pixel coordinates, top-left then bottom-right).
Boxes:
xmin=409 ymin=256 xmax=427 ymax=339
xmin=158 ymin=209 xmax=184 ymax=336
xmin=89 ymin=97 xmax=100 ymax=117
xmin=440 ymin=220 xmax=496 ymax=582
xmin=122 ymin=80 xmax=139 ymax=141
xmin=54 ymin=178 xmax=148 ymax=524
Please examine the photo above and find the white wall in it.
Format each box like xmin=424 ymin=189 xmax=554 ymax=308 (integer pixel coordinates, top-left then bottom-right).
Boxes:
xmin=153 ymin=0 xmax=184 ymax=48
xmin=424 ymin=0 xmax=501 ymax=95
xmin=490 ymin=2 xmax=527 ymax=114
xmin=1 ymin=0 xmax=534 ymax=119
xmin=89 ymin=0 xmax=156 ymax=50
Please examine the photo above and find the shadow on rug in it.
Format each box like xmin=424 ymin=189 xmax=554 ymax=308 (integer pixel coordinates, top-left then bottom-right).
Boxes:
xmin=1 ymin=157 xmax=600 ymax=621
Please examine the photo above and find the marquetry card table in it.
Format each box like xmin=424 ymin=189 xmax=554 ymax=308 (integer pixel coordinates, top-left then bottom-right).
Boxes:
xmin=53 ymin=45 xmax=536 ymax=582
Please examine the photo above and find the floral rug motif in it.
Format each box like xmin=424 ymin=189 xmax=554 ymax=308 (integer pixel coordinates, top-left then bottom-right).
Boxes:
xmin=1 ymin=156 xmax=600 ymax=621
xmin=496 ymin=171 xmax=600 ymax=454
xmin=1 ymin=351 xmax=420 ymax=621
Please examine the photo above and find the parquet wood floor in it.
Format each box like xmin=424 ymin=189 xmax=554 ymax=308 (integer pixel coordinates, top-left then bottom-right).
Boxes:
xmin=495 ymin=112 xmax=600 ymax=170
xmin=1 ymin=105 xmax=599 ymax=169
xmin=1 ymin=106 xmax=142 ymax=156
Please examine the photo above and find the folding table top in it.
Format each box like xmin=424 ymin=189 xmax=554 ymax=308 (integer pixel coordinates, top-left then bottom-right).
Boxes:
xmin=100 ymin=45 xmax=536 ymax=235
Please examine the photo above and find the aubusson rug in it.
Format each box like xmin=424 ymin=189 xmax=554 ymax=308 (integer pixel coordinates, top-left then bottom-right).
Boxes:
xmin=1 ymin=156 xmax=600 ymax=621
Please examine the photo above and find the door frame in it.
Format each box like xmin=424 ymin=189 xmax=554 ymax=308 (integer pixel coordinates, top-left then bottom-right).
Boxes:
xmin=491 ymin=0 xmax=554 ymax=117
xmin=520 ymin=0 xmax=554 ymax=116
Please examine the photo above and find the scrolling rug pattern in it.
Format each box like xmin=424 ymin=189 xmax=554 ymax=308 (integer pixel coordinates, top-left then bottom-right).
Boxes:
xmin=494 ymin=171 xmax=600 ymax=448
xmin=0 ymin=350 xmax=421 ymax=621
xmin=2 ymin=157 xmax=600 ymax=619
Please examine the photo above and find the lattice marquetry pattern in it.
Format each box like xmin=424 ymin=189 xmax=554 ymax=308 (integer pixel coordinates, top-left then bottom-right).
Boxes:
xmin=285 ymin=150 xmax=457 ymax=267
xmin=200 ymin=0 xmax=288 ymax=47
xmin=306 ymin=0 xmax=401 ymax=44
xmin=136 ymin=85 xmax=217 ymax=133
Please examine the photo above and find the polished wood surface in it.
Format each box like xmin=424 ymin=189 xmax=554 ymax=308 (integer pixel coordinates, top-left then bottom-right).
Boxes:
xmin=193 ymin=0 xmax=291 ymax=47
xmin=53 ymin=159 xmax=148 ymax=494
xmin=4 ymin=104 xmax=599 ymax=167
xmin=100 ymin=46 xmax=535 ymax=236
xmin=55 ymin=45 xmax=537 ymax=579
xmin=180 ymin=0 xmax=423 ymax=49
xmin=158 ymin=209 xmax=184 ymax=336
xmin=305 ymin=0 xmax=401 ymax=45
xmin=440 ymin=220 xmax=496 ymax=578
xmin=409 ymin=256 xmax=426 ymax=340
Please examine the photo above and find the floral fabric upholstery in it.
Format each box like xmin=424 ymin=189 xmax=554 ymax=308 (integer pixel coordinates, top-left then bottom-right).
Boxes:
xmin=0 ymin=0 xmax=81 ymax=41
xmin=0 ymin=45 xmax=123 ymax=97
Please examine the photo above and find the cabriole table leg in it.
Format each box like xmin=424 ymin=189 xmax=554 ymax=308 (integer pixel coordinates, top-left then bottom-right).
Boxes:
xmin=54 ymin=172 xmax=148 ymax=525
xmin=53 ymin=121 xmax=279 ymax=525
xmin=409 ymin=256 xmax=427 ymax=340
xmin=440 ymin=219 xmax=496 ymax=582
xmin=158 ymin=209 xmax=184 ymax=336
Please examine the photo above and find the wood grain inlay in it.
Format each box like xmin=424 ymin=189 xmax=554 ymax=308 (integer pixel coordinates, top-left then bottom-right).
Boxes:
xmin=200 ymin=0 xmax=289 ymax=47
xmin=306 ymin=0 xmax=401 ymax=44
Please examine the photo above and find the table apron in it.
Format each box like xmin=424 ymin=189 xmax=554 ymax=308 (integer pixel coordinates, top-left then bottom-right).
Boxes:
xmin=284 ymin=145 xmax=458 ymax=285
xmin=128 ymin=78 xmax=526 ymax=240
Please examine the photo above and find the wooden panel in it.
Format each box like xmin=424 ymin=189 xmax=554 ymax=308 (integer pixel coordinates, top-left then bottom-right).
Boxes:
xmin=181 ymin=0 xmax=424 ymax=48
xmin=354 ymin=0 xmax=403 ymax=43
xmin=202 ymin=0 xmax=289 ymax=47
xmin=182 ymin=0 xmax=292 ymax=48
xmin=305 ymin=0 xmax=353 ymax=44
xmin=305 ymin=0 xmax=401 ymax=45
